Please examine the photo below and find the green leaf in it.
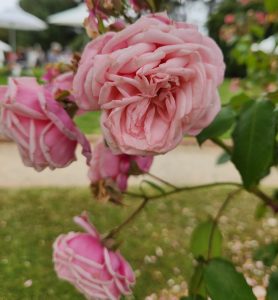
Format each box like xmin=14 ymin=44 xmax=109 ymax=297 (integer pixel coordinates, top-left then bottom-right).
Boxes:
xmin=229 ymin=93 xmax=251 ymax=111
xmin=217 ymin=152 xmax=231 ymax=165
xmin=189 ymin=264 xmax=207 ymax=298
xmin=254 ymin=202 xmax=267 ymax=220
xmin=265 ymin=0 xmax=278 ymax=13
xmin=197 ymin=107 xmax=236 ymax=145
xmin=190 ymin=220 xmax=222 ymax=260
xmin=267 ymin=90 xmax=278 ymax=104
xmin=232 ymin=100 xmax=276 ymax=189
xmin=267 ymin=271 xmax=278 ymax=300
xmin=141 ymin=180 xmax=165 ymax=195
xmin=204 ymin=258 xmax=256 ymax=300
xmin=253 ymin=242 xmax=278 ymax=266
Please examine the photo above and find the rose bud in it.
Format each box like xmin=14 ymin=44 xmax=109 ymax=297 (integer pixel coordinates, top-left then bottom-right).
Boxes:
xmin=53 ymin=213 xmax=135 ymax=300
xmin=0 ymin=77 xmax=91 ymax=171
xmin=88 ymin=139 xmax=153 ymax=198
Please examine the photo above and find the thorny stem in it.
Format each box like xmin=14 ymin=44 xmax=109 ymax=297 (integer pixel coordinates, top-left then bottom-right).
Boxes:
xmin=207 ymin=188 xmax=242 ymax=260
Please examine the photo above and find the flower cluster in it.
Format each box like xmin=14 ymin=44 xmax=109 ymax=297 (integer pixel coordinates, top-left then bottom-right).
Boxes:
xmin=0 ymin=9 xmax=225 ymax=300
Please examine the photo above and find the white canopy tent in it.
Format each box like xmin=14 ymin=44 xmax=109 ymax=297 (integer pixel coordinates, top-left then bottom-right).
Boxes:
xmin=48 ymin=3 xmax=88 ymax=27
xmin=251 ymin=35 xmax=278 ymax=55
xmin=0 ymin=5 xmax=47 ymax=50
xmin=48 ymin=3 xmax=117 ymax=28
xmin=0 ymin=40 xmax=12 ymax=52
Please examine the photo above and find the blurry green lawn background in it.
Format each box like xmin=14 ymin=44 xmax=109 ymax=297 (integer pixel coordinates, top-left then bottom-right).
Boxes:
xmin=0 ymin=187 xmax=276 ymax=299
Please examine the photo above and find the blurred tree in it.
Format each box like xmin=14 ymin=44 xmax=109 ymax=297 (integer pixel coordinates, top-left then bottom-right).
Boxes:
xmin=14 ymin=0 xmax=79 ymax=50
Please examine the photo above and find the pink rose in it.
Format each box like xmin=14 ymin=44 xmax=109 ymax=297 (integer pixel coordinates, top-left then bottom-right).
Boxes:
xmin=0 ymin=77 xmax=91 ymax=171
xmin=74 ymin=13 xmax=225 ymax=155
xmin=255 ymin=12 xmax=266 ymax=25
xmin=89 ymin=139 xmax=153 ymax=191
xmin=53 ymin=213 xmax=135 ymax=300
xmin=224 ymin=14 xmax=235 ymax=24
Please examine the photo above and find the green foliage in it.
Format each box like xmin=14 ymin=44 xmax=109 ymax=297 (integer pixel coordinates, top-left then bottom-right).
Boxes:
xmin=74 ymin=111 xmax=101 ymax=134
xmin=254 ymin=202 xmax=268 ymax=220
xmin=267 ymin=271 xmax=278 ymax=300
xmin=229 ymin=93 xmax=252 ymax=111
xmin=197 ymin=107 xmax=236 ymax=145
xmin=265 ymin=0 xmax=278 ymax=12
xmin=16 ymin=0 xmax=79 ymax=49
xmin=231 ymin=100 xmax=276 ymax=189
xmin=190 ymin=220 xmax=222 ymax=260
xmin=204 ymin=259 xmax=256 ymax=300
xmin=253 ymin=242 xmax=278 ymax=266
xmin=189 ymin=264 xmax=207 ymax=298
xmin=216 ymin=152 xmax=231 ymax=165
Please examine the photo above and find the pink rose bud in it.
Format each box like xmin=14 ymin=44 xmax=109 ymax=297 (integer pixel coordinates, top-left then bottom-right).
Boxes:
xmin=53 ymin=213 xmax=135 ymax=299
xmin=74 ymin=13 xmax=225 ymax=155
xmin=88 ymin=139 xmax=153 ymax=192
xmin=0 ymin=77 xmax=91 ymax=171
xmin=109 ymin=19 xmax=126 ymax=32
xmin=224 ymin=14 xmax=235 ymax=24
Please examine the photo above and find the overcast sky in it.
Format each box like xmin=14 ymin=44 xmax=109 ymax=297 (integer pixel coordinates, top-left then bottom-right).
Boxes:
xmin=0 ymin=0 xmax=18 ymax=11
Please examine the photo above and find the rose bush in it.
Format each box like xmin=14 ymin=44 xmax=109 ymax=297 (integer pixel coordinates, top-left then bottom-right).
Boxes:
xmin=0 ymin=77 xmax=91 ymax=171
xmin=89 ymin=139 xmax=153 ymax=192
xmin=53 ymin=213 xmax=135 ymax=300
xmin=74 ymin=13 xmax=225 ymax=155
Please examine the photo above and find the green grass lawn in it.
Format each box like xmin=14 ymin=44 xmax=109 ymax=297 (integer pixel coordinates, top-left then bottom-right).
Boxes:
xmin=0 ymin=187 xmax=276 ymax=299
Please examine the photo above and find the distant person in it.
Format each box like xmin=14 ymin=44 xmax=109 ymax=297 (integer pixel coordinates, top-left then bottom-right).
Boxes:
xmin=47 ymin=42 xmax=62 ymax=63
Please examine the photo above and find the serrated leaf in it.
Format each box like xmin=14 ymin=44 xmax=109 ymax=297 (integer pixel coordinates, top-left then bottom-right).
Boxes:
xmin=232 ymin=100 xmax=276 ymax=189
xmin=267 ymin=271 xmax=278 ymax=300
xmin=253 ymin=242 xmax=278 ymax=266
xmin=217 ymin=152 xmax=231 ymax=165
xmin=197 ymin=107 xmax=236 ymax=145
xmin=190 ymin=220 xmax=222 ymax=259
xmin=204 ymin=259 xmax=256 ymax=300
xmin=141 ymin=180 xmax=165 ymax=194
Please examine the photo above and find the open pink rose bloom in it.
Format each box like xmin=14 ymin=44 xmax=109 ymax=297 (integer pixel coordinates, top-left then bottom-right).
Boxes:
xmin=89 ymin=139 xmax=153 ymax=191
xmin=0 ymin=77 xmax=91 ymax=171
xmin=74 ymin=12 xmax=225 ymax=155
xmin=53 ymin=214 xmax=135 ymax=300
